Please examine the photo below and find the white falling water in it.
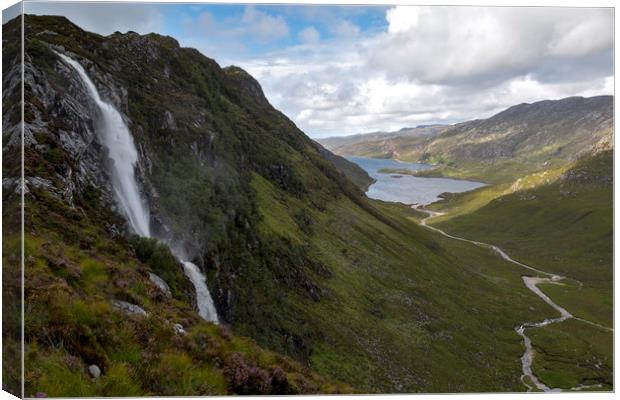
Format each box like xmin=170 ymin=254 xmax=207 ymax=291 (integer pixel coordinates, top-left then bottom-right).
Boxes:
xmin=58 ymin=53 xmax=150 ymax=237
xmin=181 ymin=261 xmax=219 ymax=323
xmin=59 ymin=53 xmax=219 ymax=324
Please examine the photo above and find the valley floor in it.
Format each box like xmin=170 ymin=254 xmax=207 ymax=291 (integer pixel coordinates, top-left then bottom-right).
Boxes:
xmin=414 ymin=206 xmax=612 ymax=391
xmin=404 ymin=151 xmax=613 ymax=391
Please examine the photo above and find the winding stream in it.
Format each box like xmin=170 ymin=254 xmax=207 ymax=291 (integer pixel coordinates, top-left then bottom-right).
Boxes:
xmin=415 ymin=206 xmax=612 ymax=392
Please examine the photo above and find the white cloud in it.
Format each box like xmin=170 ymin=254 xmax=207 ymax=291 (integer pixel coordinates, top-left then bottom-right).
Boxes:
xmin=24 ymin=2 xmax=163 ymax=35
xmin=386 ymin=6 xmax=419 ymax=34
xmin=241 ymin=39 xmax=612 ymax=137
xmin=299 ymin=26 xmax=321 ymax=44
xmin=240 ymin=6 xmax=289 ymax=42
xmin=242 ymin=6 xmax=613 ymax=137
xmin=23 ymin=3 xmax=614 ymax=138
xmin=184 ymin=6 xmax=289 ymax=43
xmin=548 ymin=12 xmax=614 ymax=57
xmin=329 ymin=19 xmax=361 ymax=38
xmin=368 ymin=7 xmax=613 ymax=85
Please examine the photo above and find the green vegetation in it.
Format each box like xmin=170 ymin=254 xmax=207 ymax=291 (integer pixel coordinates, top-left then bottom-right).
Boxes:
xmin=128 ymin=237 xmax=194 ymax=302
xmin=250 ymin=174 xmax=563 ymax=392
xmin=433 ymin=151 xmax=612 ymax=293
xmin=2 ymin=15 xmax=24 ymax=398
xmin=404 ymin=158 xmax=568 ymax=185
xmin=377 ymin=167 xmax=416 ymax=175
xmin=428 ymin=150 xmax=613 ymax=389
xmin=19 ymin=186 xmax=349 ymax=397
xmin=528 ymin=319 xmax=612 ymax=390
xmin=315 ymin=143 xmax=375 ymax=190
xmin=425 ymin=164 xmax=570 ymax=224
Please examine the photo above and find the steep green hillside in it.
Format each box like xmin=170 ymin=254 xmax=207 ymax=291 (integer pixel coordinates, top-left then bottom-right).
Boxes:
xmin=18 ymin=14 xmax=373 ymax=364
xmin=5 ymin=15 xmax=349 ymax=397
xmin=315 ymin=142 xmax=375 ymax=190
xmin=251 ymin=175 xmax=559 ymax=392
xmin=17 ymin=187 xmax=349 ymax=397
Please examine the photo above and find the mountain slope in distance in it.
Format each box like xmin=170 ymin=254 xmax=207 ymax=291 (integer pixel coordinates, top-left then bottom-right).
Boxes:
xmin=319 ymin=124 xmax=448 ymax=159
xmin=323 ymin=96 xmax=612 ymax=184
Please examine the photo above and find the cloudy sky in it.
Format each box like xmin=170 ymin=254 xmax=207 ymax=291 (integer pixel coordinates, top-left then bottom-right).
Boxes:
xmin=19 ymin=1 xmax=614 ymax=138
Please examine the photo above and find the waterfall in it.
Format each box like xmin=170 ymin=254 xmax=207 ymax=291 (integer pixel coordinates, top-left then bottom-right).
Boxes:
xmin=59 ymin=53 xmax=219 ymax=324
xmin=57 ymin=53 xmax=150 ymax=237
xmin=181 ymin=261 xmax=219 ymax=323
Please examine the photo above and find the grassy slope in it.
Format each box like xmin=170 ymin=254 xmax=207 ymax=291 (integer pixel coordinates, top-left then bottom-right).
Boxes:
xmin=251 ymin=173 xmax=566 ymax=392
xmin=429 ymin=150 xmax=613 ymax=389
xmin=407 ymin=158 xmax=568 ymax=185
xmin=315 ymin=143 xmax=375 ymax=191
xmin=19 ymin=187 xmax=348 ymax=397
xmin=17 ymin=160 xmax=567 ymax=395
xmin=426 ymin=164 xmax=570 ymax=225
xmin=17 ymin=15 xmax=373 ymax=388
xmin=527 ymin=319 xmax=612 ymax=389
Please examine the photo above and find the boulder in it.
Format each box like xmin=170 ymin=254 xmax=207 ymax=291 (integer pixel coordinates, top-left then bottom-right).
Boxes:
xmin=172 ymin=323 xmax=186 ymax=335
xmin=88 ymin=364 xmax=101 ymax=379
xmin=111 ymin=300 xmax=148 ymax=317
xmin=148 ymin=272 xmax=172 ymax=298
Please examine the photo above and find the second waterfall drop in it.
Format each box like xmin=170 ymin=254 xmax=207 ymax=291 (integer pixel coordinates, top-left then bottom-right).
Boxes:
xmin=59 ymin=52 xmax=219 ymax=324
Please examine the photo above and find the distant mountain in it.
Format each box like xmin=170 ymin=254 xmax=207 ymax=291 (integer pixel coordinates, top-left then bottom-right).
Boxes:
xmin=425 ymin=96 xmax=612 ymax=163
xmin=318 ymin=124 xmax=448 ymax=159
xmin=324 ymin=96 xmax=613 ymax=183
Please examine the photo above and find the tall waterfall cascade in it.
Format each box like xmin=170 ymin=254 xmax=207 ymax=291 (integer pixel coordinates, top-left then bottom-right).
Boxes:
xmin=57 ymin=53 xmax=150 ymax=237
xmin=59 ymin=53 xmax=219 ymax=324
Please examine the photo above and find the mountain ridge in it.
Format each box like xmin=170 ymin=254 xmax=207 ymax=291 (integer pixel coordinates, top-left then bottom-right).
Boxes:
xmin=320 ymin=95 xmax=613 ymax=183
xmin=318 ymin=124 xmax=448 ymax=159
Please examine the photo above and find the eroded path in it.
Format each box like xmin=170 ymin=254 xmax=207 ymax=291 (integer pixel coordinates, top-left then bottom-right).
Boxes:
xmin=414 ymin=206 xmax=612 ymax=392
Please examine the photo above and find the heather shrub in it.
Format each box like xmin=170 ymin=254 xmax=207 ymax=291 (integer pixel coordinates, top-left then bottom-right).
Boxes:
xmin=225 ymin=353 xmax=271 ymax=394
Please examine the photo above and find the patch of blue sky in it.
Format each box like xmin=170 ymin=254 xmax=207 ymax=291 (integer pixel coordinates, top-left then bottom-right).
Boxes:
xmin=161 ymin=3 xmax=389 ymax=51
xmin=264 ymin=4 xmax=389 ymax=39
